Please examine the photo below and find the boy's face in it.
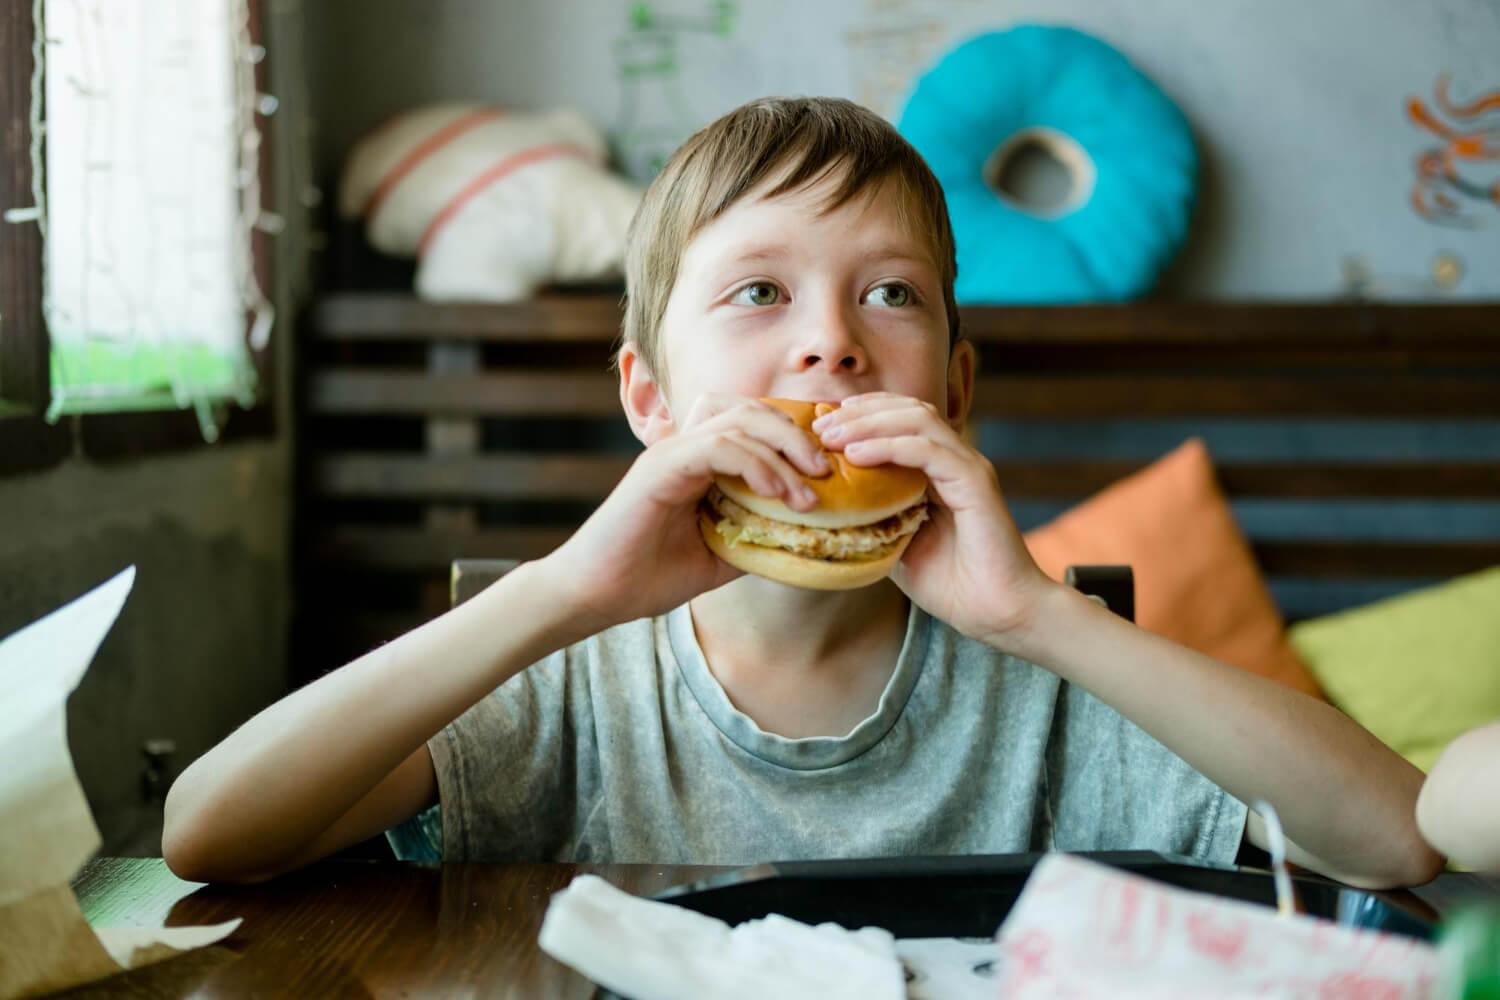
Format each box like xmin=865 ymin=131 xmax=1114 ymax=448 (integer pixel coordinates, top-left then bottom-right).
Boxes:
xmin=644 ymin=170 xmax=971 ymax=430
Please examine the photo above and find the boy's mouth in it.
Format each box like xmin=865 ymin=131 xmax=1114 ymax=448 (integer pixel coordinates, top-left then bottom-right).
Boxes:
xmin=695 ymin=397 xmax=930 ymax=590
xmin=702 ymin=486 xmax=929 ymax=563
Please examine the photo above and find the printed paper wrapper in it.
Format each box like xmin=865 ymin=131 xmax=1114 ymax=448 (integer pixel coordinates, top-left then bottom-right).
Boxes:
xmin=994 ymin=852 xmax=1444 ymax=999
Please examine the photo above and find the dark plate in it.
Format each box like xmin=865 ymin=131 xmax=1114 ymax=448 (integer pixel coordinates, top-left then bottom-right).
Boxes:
xmin=650 ymin=850 xmax=1436 ymax=941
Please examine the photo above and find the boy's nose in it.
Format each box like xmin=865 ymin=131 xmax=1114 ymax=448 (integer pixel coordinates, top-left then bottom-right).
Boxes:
xmin=796 ymin=317 xmax=868 ymax=374
xmin=800 ymin=349 xmax=864 ymax=372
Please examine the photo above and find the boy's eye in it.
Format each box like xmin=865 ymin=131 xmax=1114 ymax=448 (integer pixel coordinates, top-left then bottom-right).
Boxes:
xmin=730 ymin=282 xmax=782 ymax=306
xmin=867 ymin=282 xmax=914 ymax=307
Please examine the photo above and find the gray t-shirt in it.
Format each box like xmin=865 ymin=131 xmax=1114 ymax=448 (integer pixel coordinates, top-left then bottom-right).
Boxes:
xmin=388 ymin=602 xmax=1247 ymax=866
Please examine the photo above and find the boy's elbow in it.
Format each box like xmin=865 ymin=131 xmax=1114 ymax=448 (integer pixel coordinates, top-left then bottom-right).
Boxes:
xmin=1317 ymin=858 xmax=1438 ymax=892
xmin=161 ymin=780 xmax=274 ymax=885
xmin=161 ymin=777 xmax=207 ymax=879
xmin=161 ymin=790 xmax=223 ymax=883
xmin=162 ymin=825 xmax=277 ymax=885
xmin=1297 ymin=821 xmax=1446 ymax=890
xmin=161 ymin=825 xmax=215 ymax=883
xmin=1383 ymin=840 xmax=1446 ymax=889
xmin=1348 ymin=766 xmax=1448 ymax=887
xmin=1333 ymin=835 xmax=1446 ymax=890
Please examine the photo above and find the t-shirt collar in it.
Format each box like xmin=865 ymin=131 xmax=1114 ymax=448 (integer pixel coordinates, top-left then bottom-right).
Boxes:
xmin=664 ymin=597 xmax=932 ymax=770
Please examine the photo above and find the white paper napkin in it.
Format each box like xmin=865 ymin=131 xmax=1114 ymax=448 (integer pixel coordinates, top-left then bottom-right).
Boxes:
xmin=539 ymin=873 xmax=906 ymax=1000
xmin=0 ymin=568 xmax=240 ymax=1000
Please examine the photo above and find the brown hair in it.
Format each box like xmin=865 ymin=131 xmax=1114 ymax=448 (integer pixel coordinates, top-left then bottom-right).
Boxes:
xmin=618 ymin=96 xmax=960 ymax=387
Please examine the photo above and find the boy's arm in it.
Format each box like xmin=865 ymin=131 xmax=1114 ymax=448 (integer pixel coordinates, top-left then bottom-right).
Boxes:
xmin=162 ymin=558 xmax=596 ymax=883
xmin=164 ymin=394 xmax=827 ymax=884
xmin=819 ymin=392 xmax=1442 ymax=889
xmin=1416 ymin=719 xmax=1500 ymax=872
xmin=998 ymin=582 xmax=1444 ymax=889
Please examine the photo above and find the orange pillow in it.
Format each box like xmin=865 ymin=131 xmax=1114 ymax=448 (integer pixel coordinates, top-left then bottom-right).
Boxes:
xmin=1022 ymin=438 xmax=1325 ymax=699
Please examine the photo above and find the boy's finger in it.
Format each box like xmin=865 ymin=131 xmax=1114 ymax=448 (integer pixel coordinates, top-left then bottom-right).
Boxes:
xmin=703 ymin=439 xmax=786 ymax=503
xmin=711 ymin=407 xmax=829 ymax=479
xmin=819 ymin=405 xmax=957 ymax=450
xmin=841 ymin=433 xmax=977 ymax=492
xmin=814 ymin=393 xmax=927 ymax=431
xmin=715 ymin=432 xmax=819 ymax=509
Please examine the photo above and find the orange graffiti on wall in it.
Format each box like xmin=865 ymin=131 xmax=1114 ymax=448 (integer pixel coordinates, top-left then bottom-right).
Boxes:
xmin=1406 ymin=75 xmax=1500 ymax=227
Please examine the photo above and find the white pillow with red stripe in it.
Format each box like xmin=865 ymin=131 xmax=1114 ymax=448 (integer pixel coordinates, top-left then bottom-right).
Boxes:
xmin=339 ymin=105 xmax=642 ymax=300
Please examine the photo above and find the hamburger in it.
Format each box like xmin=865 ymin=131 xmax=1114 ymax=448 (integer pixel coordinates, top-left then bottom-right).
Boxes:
xmin=697 ymin=398 xmax=930 ymax=590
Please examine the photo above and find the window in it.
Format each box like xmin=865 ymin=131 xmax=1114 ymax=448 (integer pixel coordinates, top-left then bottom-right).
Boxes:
xmin=0 ymin=0 xmax=274 ymax=475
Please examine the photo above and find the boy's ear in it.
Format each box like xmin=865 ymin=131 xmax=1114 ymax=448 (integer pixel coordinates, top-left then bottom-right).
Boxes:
xmin=945 ymin=339 xmax=976 ymax=432
xmin=618 ymin=343 xmax=675 ymax=445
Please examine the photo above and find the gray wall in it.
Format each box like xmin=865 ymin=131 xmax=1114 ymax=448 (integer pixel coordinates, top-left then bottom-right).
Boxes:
xmin=306 ymin=0 xmax=1500 ymax=299
xmin=0 ymin=3 xmax=314 ymax=856
xmin=0 ymin=448 xmax=292 ymax=855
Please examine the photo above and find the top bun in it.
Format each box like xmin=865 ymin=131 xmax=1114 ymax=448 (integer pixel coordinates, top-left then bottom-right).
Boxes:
xmin=713 ymin=398 xmax=929 ymax=530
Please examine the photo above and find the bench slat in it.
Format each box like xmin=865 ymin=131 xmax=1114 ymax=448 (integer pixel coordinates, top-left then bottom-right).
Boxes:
xmin=309 ymin=295 xmax=1500 ymax=352
xmin=309 ymin=370 xmax=1500 ymax=418
xmin=311 ymin=293 xmax=623 ymax=341
xmin=309 ymin=371 xmax=622 ymax=416
xmin=1256 ymin=541 xmax=1500 ymax=577
xmin=311 ymin=453 xmax=1500 ymax=501
xmin=967 ymin=374 xmax=1500 ymax=417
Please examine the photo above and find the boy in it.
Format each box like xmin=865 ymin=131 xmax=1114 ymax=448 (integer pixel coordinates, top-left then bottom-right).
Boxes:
xmin=163 ymin=97 xmax=1441 ymax=887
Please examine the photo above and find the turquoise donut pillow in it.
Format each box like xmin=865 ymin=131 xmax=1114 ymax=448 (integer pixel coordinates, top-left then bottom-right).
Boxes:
xmin=898 ymin=26 xmax=1197 ymax=303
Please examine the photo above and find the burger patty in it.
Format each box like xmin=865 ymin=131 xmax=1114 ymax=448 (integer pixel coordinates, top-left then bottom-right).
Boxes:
xmin=704 ymin=486 xmax=930 ymax=562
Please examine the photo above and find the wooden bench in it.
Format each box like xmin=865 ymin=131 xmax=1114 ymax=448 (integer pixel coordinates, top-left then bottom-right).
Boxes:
xmin=295 ymin=294 xmax=1500 ymax=677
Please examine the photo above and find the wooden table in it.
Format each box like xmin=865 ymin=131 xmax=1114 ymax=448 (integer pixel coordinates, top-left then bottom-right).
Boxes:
xmin=65 ymin=857 xmax=728 ymax=998
xmin=63 ymin=857 xmax=1500 ymax=998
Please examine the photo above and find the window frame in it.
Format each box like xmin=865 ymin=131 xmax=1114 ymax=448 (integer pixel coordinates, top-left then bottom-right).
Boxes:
xmin=0 ymin=0 xmax=275 ymax=476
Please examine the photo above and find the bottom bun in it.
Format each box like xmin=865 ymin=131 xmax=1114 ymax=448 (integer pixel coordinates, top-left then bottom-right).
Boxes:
xmin=697 ymin=510 xmax=913 ymax=591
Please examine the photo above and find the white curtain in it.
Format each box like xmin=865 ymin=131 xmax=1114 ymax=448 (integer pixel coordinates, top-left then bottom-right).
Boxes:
xmin=41 ymin=0 xmax=271 ymax=433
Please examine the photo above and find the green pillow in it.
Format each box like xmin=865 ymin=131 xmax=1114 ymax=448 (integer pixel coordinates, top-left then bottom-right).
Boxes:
xmin=1288 ymin=566 xmax=1500 ymax=772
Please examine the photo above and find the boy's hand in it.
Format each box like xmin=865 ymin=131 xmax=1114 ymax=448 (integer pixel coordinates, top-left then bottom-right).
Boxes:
xmin=544 ymin=394 xmax=830 ymax=630
xmin=814 ymin=392 xmax=1054 ymax=645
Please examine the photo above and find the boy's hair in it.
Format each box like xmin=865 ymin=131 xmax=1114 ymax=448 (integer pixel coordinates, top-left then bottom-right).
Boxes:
xmin=619 ymin=96 xmax=961 ymax=387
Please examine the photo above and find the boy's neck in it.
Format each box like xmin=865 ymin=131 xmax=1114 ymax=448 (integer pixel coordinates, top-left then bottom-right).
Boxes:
xmin=687 ymin=576 xmax=911 ymax=739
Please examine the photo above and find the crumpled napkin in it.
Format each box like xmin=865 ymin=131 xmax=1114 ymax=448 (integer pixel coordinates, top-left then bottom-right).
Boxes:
xmin=538 ymin=873 xmax=906 ymax=1000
